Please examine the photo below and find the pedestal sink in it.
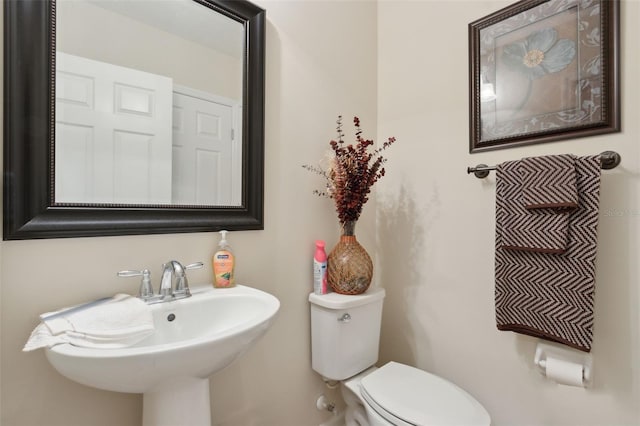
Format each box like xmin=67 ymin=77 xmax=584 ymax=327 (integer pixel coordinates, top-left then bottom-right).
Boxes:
xmin=45 ymin=285 xmax=280 ymax=426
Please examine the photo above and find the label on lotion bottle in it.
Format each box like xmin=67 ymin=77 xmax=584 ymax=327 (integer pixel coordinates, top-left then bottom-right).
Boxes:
xmin=213 ymin=230 xmax=235 ymax=288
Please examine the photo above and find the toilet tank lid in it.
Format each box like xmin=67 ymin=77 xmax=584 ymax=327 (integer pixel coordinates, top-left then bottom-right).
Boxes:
xmin=308 ymin=288 xmax=385 ymax=309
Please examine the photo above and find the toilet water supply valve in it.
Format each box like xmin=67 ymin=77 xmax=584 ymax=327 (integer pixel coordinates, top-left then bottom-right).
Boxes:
xmin=316 ymin=395 xmax=338 ymax=416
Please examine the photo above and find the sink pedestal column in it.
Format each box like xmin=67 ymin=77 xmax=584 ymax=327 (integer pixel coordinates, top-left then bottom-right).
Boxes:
xmin=143 ymin=377 xmax=211 ymax=426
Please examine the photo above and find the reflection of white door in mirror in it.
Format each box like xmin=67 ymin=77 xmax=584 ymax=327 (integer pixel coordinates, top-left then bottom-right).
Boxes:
xmin=55 ymin=54 xmax=242 ymax=207
xmin=172 ymin=87 xmax=240 ymax=206
xmin=55 ymin=52 xmax=173 ymax=204
xmin=55 ymin=0 xmax=245 ymax=208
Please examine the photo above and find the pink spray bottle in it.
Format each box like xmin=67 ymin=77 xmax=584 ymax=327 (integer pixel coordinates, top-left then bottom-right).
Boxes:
xmin=313 ymin=240 xmax=329 ymax=294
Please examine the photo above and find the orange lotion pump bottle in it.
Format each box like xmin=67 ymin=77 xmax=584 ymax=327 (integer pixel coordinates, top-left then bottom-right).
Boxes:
xmin=213 ymin=230 xmax=235 ymax=288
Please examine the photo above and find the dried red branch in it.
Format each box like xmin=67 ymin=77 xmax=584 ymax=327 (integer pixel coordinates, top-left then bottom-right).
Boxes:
xmin=303 ymin=116 xmax=397 ymax=226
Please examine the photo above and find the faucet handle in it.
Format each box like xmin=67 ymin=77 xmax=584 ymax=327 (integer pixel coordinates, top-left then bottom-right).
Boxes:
xmin=117 ymin=269 xmax=154 ymax=300
xmin=172 ymin=261 xmax=203 ymax=297
xmin=185 ymin=262 xmax=204 ymax=271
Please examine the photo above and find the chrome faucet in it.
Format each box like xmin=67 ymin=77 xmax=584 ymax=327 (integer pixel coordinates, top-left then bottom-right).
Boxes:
xmin=118 ymin=260 xmax=203 ymax=304
xmin=159 ymin=260 xmax=202 ymax=299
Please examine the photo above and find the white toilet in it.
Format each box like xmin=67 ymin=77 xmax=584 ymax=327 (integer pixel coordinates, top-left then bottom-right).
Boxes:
xmin=309 ymin=288 xmax=491 ymax=426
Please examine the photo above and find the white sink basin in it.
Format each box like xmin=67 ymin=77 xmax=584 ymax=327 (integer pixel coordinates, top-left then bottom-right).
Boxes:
xmin=45 ymin=285 xmax=279 ymax=425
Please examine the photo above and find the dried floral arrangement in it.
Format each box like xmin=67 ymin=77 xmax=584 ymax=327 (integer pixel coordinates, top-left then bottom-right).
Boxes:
xmin=303 ymin=116 xmax=397 ymax=233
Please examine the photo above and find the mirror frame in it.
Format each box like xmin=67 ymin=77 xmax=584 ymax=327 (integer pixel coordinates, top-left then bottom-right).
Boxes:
xmin=3 ymin=0 xmax=265 ymax=240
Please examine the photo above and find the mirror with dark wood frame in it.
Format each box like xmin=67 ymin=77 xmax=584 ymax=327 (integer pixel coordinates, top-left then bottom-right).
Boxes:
xmin=3 ymin=0 xmax=265 ymax=240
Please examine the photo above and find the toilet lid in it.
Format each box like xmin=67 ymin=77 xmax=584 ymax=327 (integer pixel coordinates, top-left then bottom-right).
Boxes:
xmin=360 ymin=362 xmax=490 ymax=426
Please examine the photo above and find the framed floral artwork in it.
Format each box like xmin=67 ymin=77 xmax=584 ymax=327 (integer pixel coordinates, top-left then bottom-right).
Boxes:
xmin=469 ymin=0 xmax=619 ymax=153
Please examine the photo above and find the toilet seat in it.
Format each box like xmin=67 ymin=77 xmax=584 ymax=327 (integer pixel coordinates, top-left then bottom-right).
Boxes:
xmin=360 ymin=362 xmax=491 ymax=426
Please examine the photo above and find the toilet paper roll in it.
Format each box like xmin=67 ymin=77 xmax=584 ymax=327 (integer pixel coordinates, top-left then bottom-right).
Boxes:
xmin=544 ymin=356 xmax=585 ymax=387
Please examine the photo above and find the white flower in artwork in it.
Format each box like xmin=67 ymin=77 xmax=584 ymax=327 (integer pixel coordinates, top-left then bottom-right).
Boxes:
xmin=502 ymin=28 xmax=576 ymax=80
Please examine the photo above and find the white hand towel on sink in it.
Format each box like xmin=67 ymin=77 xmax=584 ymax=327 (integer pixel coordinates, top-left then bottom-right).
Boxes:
xmin=23 ymin=294 xmax=154 ymax=351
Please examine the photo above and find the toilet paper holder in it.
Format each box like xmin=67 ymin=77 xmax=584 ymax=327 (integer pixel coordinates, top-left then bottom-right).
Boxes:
xmin=533 ymin=342 xmax=592 ymax=384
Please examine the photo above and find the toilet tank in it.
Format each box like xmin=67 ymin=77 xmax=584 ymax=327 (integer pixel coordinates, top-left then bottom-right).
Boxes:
xmin=309 ymin=288 xmax=385 ymax=381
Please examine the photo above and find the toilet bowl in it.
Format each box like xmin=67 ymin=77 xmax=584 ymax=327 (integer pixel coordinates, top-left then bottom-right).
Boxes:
xmin=309 ymin=289 xmax=490 ymax=426
xmin=342 ymin=362 xmax=490 ymax=426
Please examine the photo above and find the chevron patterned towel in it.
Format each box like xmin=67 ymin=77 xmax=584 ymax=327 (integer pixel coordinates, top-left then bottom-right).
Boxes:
xmin=521 ymin=154 xmax=578 ymax=209
xmin=499 ymin=157 xmax=574 ymax=254
xmin=495 ymin=155 xmax=601 ymax=352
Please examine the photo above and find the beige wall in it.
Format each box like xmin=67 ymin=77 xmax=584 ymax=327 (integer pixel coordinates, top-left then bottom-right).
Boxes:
xmin=4 ymin=0 xmax=640 ymax=425
xmin=377 ymin=0 xmax=640 ymax=425
xmin=57 ymin=0 xmax=242 ymax=101
xmin=0 ymin=0 xmax=377 ymax=425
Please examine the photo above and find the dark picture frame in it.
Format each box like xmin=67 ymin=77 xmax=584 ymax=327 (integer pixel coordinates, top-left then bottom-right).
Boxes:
xmin=469 ymin=0 xmax=619 ymax=153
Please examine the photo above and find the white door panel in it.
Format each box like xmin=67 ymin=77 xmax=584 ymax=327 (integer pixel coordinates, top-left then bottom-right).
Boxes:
xmin=55 ymin=52 xmax=173 ymax=204
xmin=55 ymin=123 xmax=93 ymax=201
xmin=195 ymin=149 xmax=221 ymax=205
xmin=172 ymin=88 xmax=237 ymax=206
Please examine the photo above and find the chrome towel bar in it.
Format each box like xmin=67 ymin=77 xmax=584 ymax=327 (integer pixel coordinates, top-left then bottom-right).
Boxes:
xmin=467 ymin=150 xmax=621 ymax=179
